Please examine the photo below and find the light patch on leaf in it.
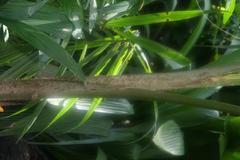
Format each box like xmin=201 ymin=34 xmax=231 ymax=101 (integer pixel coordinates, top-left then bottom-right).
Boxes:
xmin=152 ymin=120 xmax=184 ymax=156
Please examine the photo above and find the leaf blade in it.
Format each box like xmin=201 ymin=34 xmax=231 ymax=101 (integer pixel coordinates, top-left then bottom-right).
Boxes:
xmin=106 ymin=10 xmax=203 ymax=27
xmin=116 ymin=30 xmax=190 ymax=68
xmin=0 ymin=19 xmax=85 ymax=80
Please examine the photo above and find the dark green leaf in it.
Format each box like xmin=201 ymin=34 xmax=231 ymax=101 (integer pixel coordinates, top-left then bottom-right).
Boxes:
xmin=0 ymin=19 xmax=85 ymax=80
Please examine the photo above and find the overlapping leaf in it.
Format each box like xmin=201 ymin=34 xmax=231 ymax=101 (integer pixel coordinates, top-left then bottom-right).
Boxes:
xmin=0 ymin=19 xmax=85 ymax=80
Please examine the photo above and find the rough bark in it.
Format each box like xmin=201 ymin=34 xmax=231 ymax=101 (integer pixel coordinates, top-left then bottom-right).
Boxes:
xmin=1 ymin=65 xmax=240 ymax=114
xmin=1 ymin=65 xmax=240 ymax=100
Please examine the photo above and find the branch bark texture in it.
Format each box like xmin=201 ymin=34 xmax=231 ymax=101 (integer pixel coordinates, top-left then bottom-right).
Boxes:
xmin=1 ymin=65 xmax=240 ymax=114
xmin=1 ymin=65 xmax=240 ymax=100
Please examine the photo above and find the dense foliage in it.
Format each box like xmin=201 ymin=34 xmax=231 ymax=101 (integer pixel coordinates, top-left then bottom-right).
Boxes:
xmin=1 ymin=0 xmax=240 ymax=159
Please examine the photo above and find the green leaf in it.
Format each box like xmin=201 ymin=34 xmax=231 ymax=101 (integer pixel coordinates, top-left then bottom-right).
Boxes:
xmin=180 ymin=0 xmax=210 ymax=55
xmin=72 ymin=43 xmax=134 ymax=129
xmin=206 ymin=50 xmax=240 ymax=67
xmin=0 ymin=101 xmax=38 ymax=119
xmin=152 ymin=120 xmax=184 ymax=156
xmin=135 ymin=45 xmax=152 ymax=73
xmin=223 ymin=0 xmax=236 ymax=25
xmin=0 ymin=0 xmax=8 ymax=6
xmin=89 ymin=0 xmax=98 ymax=33
xmin=47 ymin=98 xmax=134 ymax=115
xmin=0 ymin=104 xmax=113 ymax=137
xmin=73 ymin=44 xmax=134 ymax=129
xmin=106 ymin=10 xmax=203 ymax=27
xmin=223 ymin=148 xmax=240 ymax=160
xmin=116 ymin=30 xmax=190 ymax=68
xmin=81 ymin=43 xmax=110 ymax=66
xmin=22 ymin=5 xmax=73 ymax=39
xmin=38 ymin=98 xmax=79 ymax=134
xmin=96 ymin=148 xmax=107 ymax=160
xmin=72 ymin=35 xmax=124 ymax=50
xmin=79 ymin=44 xmax=88 ymax=63
xmin=0 ymin=0 xmax=48 ymax=20
xmin=71 ymin=98 xmax=103 ymax=130
xmin=60 ymin=0 xmax=85 ymax=39
xmin=99 ymin=1 xmax=130 ymax=20
xmin=107 ymin=44 xmax=133 ymax=75
xmin=0 ymin=53 xmax=39 ymax=79
xmin=0 ymin=42 xmax=32 ymax=65
xmin=90 ymin=43 xmax=120 ymax=76
xmin=41 ymin=42 xmax=113 ymax=135
xmin=74 ymin=98 xmax=134 ymax=115
xmin=29 ymin=130 xmax=135 ymax=145
xmin=17 ymin=101 xmax=46 ymax=141
xmin=0 ymin=19 xmax=85 ymax=80
xmin=66 ymin=44 xmax=122 ymax=131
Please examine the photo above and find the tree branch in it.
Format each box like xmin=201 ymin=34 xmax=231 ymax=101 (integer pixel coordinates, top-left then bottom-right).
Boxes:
xmin=1 ymin=65 xmax=240 ymax=114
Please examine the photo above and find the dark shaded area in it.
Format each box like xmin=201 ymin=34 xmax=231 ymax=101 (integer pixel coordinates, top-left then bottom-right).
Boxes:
xmin=0 ymin=137 xmax=48 ymax=160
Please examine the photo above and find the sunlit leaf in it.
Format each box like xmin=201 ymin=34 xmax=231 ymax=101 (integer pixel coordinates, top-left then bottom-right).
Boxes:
xmin=81 ymin=43 xmax=110 ymax=66
xmin=0 ymin=23 xmax=8 ymax=42
xmin=106 ymin=10 xmax=203 ymax=27
xmin=39 ymin=98 xmax=79 ymax=133
xmin=71 ymin=98 xmax=103 ymax=130
xmin=223 ymin=0 xmax=236 ymax=24
xmin=152 ymin=120 xmax=184 ymax=156
xmin=116 ymin=30 xmax=190 ymax=69
xmin=0 ymin=101 xmax=38 ymax=119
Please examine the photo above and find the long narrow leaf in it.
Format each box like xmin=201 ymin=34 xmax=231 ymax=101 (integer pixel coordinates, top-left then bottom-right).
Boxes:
xmin=72 ymin=43 xmax=134 ymax=129
xmin=0 ymin=19 xmax=85 ymax=80
xmin=180 ymin=0 xmax=210 ymax=55
xmin=17 ymin=101 xmax=46 ymax=141
xmin=0 ymin=101 xmax=38 ymax=119
xmin=116 ymin=30 xmax=190 ymax=68
xmin=36 ymin=98 xmax=79 ymax=135
xmin=106 ymin=10 xmax=203 ymax=27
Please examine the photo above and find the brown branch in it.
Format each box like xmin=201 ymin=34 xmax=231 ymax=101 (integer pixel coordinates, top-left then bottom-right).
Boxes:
xmin=1 ymin=65 xmax=240 ymax=114
xmin=2 ymin=65 xmax=240 ymax=100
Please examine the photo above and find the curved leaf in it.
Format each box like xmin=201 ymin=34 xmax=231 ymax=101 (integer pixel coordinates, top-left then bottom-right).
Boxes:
xmin=0 ymin=19 xmax=85 ymax=80
xmin=153 ymin=120 xmax=184 ymax=156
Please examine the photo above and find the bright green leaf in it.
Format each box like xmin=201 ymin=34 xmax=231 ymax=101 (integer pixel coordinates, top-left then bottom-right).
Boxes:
xmin=116 ymin=30 xmax=190 ymax=68
xmin=106 ymin=10 xmax=203 ymax=27
xmin=223 ymin=0 xmax=236 ymax=25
